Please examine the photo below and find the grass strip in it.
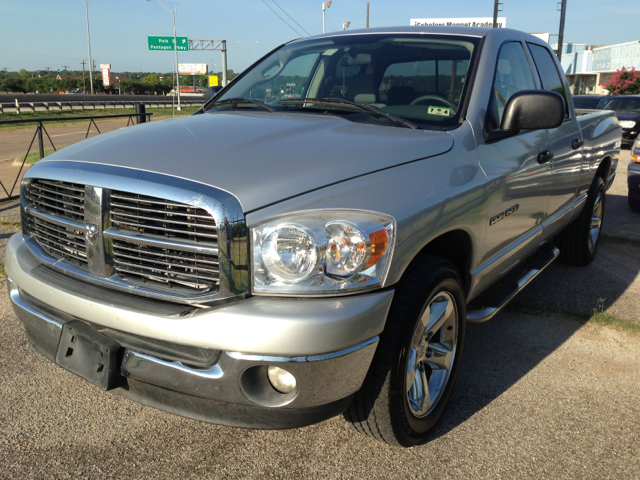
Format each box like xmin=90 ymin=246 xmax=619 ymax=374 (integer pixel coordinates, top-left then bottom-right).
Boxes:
xmin=16 ymin=148 xmax=57 ymax=164
xmin=601 ymin=233 xmax=640 ymax=249
xmin=509 ymin=300 xmax=640 ymax=336
xmin=0 ymin=220 xmax=21 ymax=228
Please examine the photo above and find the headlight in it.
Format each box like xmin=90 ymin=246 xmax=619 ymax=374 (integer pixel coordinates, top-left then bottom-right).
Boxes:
xmin=252 ymin=210 xmax=395 ymax=295
xmin=620 ymin=120 xmax=636 ymax=129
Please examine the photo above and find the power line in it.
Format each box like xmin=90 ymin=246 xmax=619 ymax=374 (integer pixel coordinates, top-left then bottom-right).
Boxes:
xmin=325 ymin=14 xmax=336 ymax=32
xmin=260 ymin=0 xmax=302 ymax=36
xmin=271 ymin=0 xmax=310 ymax=36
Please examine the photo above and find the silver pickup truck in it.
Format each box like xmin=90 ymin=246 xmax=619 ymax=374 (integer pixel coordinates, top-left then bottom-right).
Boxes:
xmin=6 ymin=27 xmax=620 ymax=447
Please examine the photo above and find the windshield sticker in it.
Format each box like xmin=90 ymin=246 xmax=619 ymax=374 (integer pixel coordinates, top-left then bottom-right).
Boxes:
xmin=322 ymin=48 xmax=339 ymax=56
xmin=428 ymin=106 xmax=451 ymax=117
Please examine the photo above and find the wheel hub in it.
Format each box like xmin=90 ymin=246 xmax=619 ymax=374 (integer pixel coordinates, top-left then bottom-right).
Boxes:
xmin=406 ymin=291 xmax=458 ymax=418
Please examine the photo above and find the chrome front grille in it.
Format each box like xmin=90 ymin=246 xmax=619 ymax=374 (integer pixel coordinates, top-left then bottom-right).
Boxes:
xmin=113 ymin=240 xmax=220 ymax=291
xmin=27 ymin=179 xmax=85 ymax=223
xmin=29 ymin=215 xmax=88 ymax=265
xmin=110 ymin=191 xmax=218 ymax=242
xmin=22 ymin=167 xmax=247 ymax=305
xmin=109 ymin=191 xmax=219 ymax=293
xmin=25 ymin=180 xmax=88 ymax=267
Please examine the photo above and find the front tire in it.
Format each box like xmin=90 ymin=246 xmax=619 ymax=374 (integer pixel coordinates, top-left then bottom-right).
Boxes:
xmin=555 ymin=176 xmax=605 ymax=266
xmin=344 ymin=255 xmax=466 ymax=447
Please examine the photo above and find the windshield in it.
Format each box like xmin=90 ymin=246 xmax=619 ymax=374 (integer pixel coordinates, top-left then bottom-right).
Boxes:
xmin=208 ymin=34 xmax=480 ymax=128
xmin=599 ymin=96 xmax=640 ymax=113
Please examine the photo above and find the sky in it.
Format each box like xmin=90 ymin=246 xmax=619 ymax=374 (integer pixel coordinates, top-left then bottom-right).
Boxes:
xmin=0 ymin=0 xmax=638 ymax=75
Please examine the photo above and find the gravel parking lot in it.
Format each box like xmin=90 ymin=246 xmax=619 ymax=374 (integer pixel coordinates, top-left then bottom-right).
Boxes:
xmin=0 ymin=152 xmax=638 ymax=479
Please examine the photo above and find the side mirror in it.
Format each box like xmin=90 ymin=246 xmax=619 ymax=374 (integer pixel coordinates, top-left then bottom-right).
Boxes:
xmin=204 ymin=86 xmax=223 ymax=103
xmin=500 ymin=90 xmax=565 ymax=131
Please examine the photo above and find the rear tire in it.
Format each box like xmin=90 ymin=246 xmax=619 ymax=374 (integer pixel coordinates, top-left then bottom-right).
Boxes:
xmin=555 ymin=176 xmax=605 ymax=266
xmin=629 ymin=193 xmax=640 ymax=213
xmin=344 ymin=255 xmax=466 ymax=447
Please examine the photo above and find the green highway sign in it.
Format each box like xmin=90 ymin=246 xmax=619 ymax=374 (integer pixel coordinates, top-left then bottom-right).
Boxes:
xmin=148 ymin=36 xmax=189 ymax=52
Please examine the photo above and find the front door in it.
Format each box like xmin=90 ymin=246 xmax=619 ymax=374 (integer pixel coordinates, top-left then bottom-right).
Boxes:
xmin=475 ymin=41 xmax=553 ymax=285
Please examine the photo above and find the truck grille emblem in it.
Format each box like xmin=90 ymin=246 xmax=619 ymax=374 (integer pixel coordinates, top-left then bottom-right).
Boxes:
xmin=85 ymin=224 xmax=99 ymax=242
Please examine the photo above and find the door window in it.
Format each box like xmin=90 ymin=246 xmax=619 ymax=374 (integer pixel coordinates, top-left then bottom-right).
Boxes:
xmin=528 ymin=43 xmax=569 ymax=116
xmin=491 ymin=42 xmax=537 ymax=127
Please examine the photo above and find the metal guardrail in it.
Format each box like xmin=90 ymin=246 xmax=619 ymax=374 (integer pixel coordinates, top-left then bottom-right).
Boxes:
xmin=0 ymin=99 xmax=203 ymax=114
xmin=0 ymin=110 xmax=154 ymax=201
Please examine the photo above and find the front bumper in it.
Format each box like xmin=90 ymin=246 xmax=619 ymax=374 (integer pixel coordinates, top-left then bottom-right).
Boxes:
xmin=6 ymin=233 xmax=394 ymax=428
xmin=622 ymin=129 xmax=638 ymax=146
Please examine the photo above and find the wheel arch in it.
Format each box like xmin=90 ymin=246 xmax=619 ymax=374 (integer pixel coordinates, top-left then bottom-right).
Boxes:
xmin=595 ymin=156 xmax=612 ymax=184
xmin=399 ymin=229 xmax=474 ymax=297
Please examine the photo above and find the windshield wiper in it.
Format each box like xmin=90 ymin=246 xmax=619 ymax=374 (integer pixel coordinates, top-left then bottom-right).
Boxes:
xmin=206 ymin=97 xmax=276 ymax=113
xmin=278 ymin=97 xmax=418 ymax=129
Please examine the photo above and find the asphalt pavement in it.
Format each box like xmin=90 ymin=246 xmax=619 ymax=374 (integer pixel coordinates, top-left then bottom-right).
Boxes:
xmin=0 ymin=151 xmax=638 ymax=479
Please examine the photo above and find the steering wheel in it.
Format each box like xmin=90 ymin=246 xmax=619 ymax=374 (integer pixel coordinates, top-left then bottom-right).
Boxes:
xmin=410 ymin=95 xmax=458 ymax=113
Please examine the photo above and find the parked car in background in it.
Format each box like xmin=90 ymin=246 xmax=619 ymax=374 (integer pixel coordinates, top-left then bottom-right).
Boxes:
xmin=65 ymin=90 xmax=85 ymax=94
xmin=597 ymin=95 xmax=640 ymax=147
xmin=630 ymin=139 xmax=640 ymax=212
xmin=573 ymin=94 xmax=610 ymax=109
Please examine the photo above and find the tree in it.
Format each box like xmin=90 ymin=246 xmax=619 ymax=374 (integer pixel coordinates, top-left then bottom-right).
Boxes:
xmin=4 ymin=76 xmax=26 ymax=93
xmin=601 ymin=67 xmax=640 ymax=95
xmin=143 ymin=73 xmax=159 ymax=84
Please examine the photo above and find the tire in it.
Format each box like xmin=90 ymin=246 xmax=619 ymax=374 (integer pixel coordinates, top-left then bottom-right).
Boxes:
xmin=555 ymin=176 xmax=605 ymax=266
xmin=630 ymin=194 xmax=640 ymax=213
xmin=344 ymin=255 xmax=466 ymax=447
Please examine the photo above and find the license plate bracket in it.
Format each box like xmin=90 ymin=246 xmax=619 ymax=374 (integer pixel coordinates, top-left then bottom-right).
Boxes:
xmin=55 ymin=320 xmax=121 ymax=390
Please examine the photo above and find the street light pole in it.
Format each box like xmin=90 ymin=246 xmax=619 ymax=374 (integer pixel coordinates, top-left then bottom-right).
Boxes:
xmin=151 ymin=0 xmax=181 ymax=110
xmin=237 ymin=41 xmax=259 ymax=68
xmin=81 ymin=0 xmax=95 ymax=95
xmin=322 ymin=1 xmax=331 ymax=34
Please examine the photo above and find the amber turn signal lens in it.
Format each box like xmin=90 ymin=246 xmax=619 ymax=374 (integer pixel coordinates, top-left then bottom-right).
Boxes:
xmin=364 ymin=229 xmax=389 ymax=269
xmin=632 ymin=155 xmax=640 ymax=164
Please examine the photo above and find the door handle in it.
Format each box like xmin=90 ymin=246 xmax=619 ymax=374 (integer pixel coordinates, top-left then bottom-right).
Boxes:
xmin=572 ymin=138 xmax=584 ymax=150
xmin=538 ymin=151 xmax=554 ymax=164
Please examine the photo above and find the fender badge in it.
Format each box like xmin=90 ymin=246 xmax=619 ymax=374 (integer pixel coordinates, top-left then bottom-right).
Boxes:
xmin=490 ymin=204 xmax=519 ymax=226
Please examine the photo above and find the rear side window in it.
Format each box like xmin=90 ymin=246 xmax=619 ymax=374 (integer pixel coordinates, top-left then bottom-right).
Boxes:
xmin=491 ymin=42 xmax=537 ymax=127
xmin=528 ymin=43 xmax=569 ymax=116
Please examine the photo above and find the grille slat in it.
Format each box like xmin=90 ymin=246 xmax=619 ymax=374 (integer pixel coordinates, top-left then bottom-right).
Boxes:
xmin=113 ymin=242 xmax=220 ymax=266
xmin=111 ymin=211 xmax=217 ymax=230
xmin=110 ymin=202 xmax=215 ymax=220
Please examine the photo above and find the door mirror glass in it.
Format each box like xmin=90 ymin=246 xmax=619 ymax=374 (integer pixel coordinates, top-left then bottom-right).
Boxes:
xmin=500 ymin=90 xmax=565 ymax=131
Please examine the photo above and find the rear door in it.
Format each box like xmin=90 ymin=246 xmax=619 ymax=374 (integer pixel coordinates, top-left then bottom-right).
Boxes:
xmin=527 ymin=42 xmax=584 ymax=236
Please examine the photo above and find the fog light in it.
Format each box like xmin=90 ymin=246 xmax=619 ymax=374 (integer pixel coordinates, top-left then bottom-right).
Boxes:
xmin=267 ymin=366 xmax=297 ymax=394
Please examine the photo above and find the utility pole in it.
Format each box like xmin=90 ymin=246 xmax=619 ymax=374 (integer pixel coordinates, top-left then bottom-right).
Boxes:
xmin=3 ymin=68 xmax=7 ymax=79
xmin=150 ymin=0 xmax=181 ymax=110
xmin=81 ymin=0 xmax=95 ymax=95
xmin=61 ymin=65 xmax=70 ymax=73
xmin=81 ymin=59 xmax=87 ymax=92
xmin=557 ymin=0 xmax=568 ymax=61
xmin=366 ymin=2 xmax=370 ymax=28
xmin=492 ymin=0 xmax=502 ymax=28
xmin=45 ymin=67 xmax=50 ymax=77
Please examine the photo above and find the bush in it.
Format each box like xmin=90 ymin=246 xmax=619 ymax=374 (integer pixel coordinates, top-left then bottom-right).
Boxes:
xmin=601 ymin=67 xmax=640 ymax=95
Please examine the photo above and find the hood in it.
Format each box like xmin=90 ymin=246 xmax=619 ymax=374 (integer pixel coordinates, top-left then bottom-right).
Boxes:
xmin=614 ymin=112 xmax=640 ymax=122
xmin=42 ymin=111 xmax=453 ymax=212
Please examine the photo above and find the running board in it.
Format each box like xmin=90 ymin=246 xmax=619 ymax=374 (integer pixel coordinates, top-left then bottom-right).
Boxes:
xmin=466 ymin=245 xmax=560 ymax=324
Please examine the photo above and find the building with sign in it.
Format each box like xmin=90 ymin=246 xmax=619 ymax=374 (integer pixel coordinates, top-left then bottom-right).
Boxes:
xmin=557 ymin=40 xmax=640 ymax=95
